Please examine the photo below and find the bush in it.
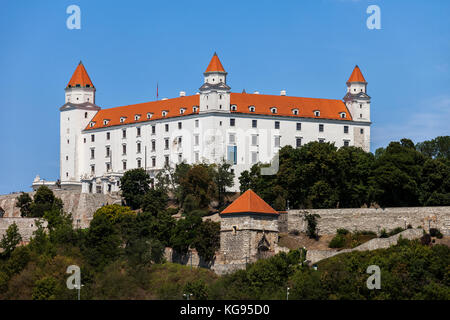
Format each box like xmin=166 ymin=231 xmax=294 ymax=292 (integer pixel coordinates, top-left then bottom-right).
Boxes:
xmin=379 ymin=229 xmax=388 ymax=238
xmin=429 ymin=228 xmax=443 ymax=239
xmin=388 ymin=227 xmax=405 ymax=237
xmin=329 ymin=235 xmax=346 ymax=248
xmin=420 ymin=234 xmax=432 ymax=246
xmin=336 ymin=228 xmax=349 ymax=236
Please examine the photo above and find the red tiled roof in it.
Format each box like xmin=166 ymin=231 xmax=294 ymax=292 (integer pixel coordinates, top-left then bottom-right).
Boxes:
xmin=84 ymin=92 xmax=352 ymax=130
xmin=205 ymin=53 xmax=225 ymax=73
xmin=347 ymin=65 xmax=366 ymax=83
xmin=67 ymin=62 xmax=94 ymax=88
xmin=221 ymin=189 xmax=278 ymax=215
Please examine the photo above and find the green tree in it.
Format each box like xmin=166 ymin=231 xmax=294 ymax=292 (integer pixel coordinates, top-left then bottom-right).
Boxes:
xmin=120 ymin=168 xmax=151 ymax=209
xmin=32 ymin=277 xmax=58 ymax=300
xmin=0 ymin=223 xmax=22 ymax=257
xmin=141 ymin=188 xmax=169 ymax=215
xmin=28 ymin=186 xmax=63 ymax=218
xmin=192 ymin=220 xmax=220 ymax=263
xmin=212 ymin=160 xmax=235 ymax=208
xmin=15 ymin=192 xmax=32 ymax=217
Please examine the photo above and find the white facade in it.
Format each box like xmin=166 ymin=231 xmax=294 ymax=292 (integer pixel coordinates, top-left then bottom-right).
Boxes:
xmin=60 ymin=57 xmax=371 ymax=193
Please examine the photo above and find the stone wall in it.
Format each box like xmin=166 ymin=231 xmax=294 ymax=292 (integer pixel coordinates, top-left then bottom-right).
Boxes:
xmin=287 ymin=207 xmax=450 ymax=236
xmin=0 ymin=189 xmax=121 ymax=228
xmin=0 ymin=218 xmax=47 ymax=244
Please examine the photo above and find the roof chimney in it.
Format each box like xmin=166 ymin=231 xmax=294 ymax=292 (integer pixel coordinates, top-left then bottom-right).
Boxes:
xmin=179 ymin=91 xmax=186 ymax=97
xmin=254 ymin=91 xmax=260 ymax=94
xmin=280 ymin=90 xmax=286 ymax=96
xmin=162 ymin=97 xmax=168 ymax=100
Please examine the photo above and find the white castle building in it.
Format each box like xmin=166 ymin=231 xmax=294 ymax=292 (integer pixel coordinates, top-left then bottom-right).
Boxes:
xmin=59 ymin=53 xmax=371 ymax=193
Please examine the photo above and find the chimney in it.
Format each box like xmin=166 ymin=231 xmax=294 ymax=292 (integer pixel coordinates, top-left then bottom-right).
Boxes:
xmin=254 ymin=91 xmax=260 ymax=94
xmin=162 ymin=98 xmax=168 ymax=100
xmin=179 ymin=91 xmax=186 ymax=97
xmin=280 ymin=90 xmax=286 ymax=96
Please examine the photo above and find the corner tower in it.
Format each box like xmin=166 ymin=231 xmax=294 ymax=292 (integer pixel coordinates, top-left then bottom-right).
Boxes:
xmin=199 ymin=53 xmax=231 ymax=113
xmin=60 ymin=62 xmax=100 ymax=187
xmin=343 ymin=65 xmax=371 ymax=122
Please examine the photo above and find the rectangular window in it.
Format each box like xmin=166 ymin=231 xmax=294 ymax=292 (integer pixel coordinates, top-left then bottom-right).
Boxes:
xmin=360 ymin=128 xmax=364 ymax=134
xmin=137 ymin=142 xmax=141 ymax=153
xmin=194 ymin=135 xmax=199 ymax=146
xmin=90 ymin=165 xmax=95 ymax=175
xmin=275 ymin=121 xmax=280 ymax=129
xmin=165 ymin=124 xmax=169 ymax=132
xmin=296 ymin=122 xmax=301 ymax=131
xmin=195 ymin=119 xmax=199 ymax=128
xmin=178 ymin=154 xmax=182 ymax=163
xmin=251 ymin=134 xmax=258 ymax=146
xmin=152 ymin=125 xmax=156 ymax=134
xmin=178 ymin=122 xmax=182 ymax=130
xmin=274 ymin=136 xmax=280 ymax=148
xmin=122 ymin=144 xmax=127 ymax=155
xmin=106 ymin=132 xmax=110 ymax=140
xmin=152 ymin=157 xmax=156 ymax=167
xmin=137 ymin=159 xmax=141 ymax=168
xmin=319 ymin=124 xmax=324 ymax=132
xmin=137 ymin=127 xmax=141 ymax=136
xmin=296 ymin=138 xmax=302 ymax=148
xmin=230 ymin=118 xmax=235 ymax=127
xmin=151 ymin=140 xmax=156 ymax=152
xmin=106 ymin=146 xmax=110 ymax=157
xmin=164 ymin=138 xmax=169 ymax=150
xmin=123 ymin=161 xmax=127 ymax=170
xmin=251 ymin=151 xmax=258 ymax=164
xmin=227 ymin=146 xmax=237 ymax=165
xmin=106 ymin=163 xmax=111 ymax=172
xmin=91 ymin=134 xmax=95 ymax=142
xmin=344 ymin=125 xmax=349 ymax=134
xmin=178 ymin=136 xmax=182 ymax=144
xmin=195 ymin=152 xmax=199 ymax=163
xmin=90 ymin=149 xmax=95 ymax=159
xmin=344 ymin=140 xmax=350 ymax=147
xmin=229 ymin=133 xmax=236 ymax=144
xmin=165 ymin=155 xmax=169 ymax=166
xmin=122 ymin=129 xmax=126 ymax=138
xmin=252 ymin=120 xmax=257 ymax=128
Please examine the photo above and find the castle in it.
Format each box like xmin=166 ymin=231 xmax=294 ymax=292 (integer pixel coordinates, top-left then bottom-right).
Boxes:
xmin=58 ymin=53 xmax=371 ymax=193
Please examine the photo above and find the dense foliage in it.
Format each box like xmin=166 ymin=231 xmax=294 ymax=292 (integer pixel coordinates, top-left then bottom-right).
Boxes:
xmin=238 ymin=137 xmax=450 ymax=209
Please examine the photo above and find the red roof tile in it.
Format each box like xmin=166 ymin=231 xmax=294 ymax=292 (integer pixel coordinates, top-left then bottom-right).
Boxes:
xmin=347 ymin=65 xmax=366 ymax=83
xmin=221 ymin=189 xmax=278 ymax=215
xmin=67 ymin=62 xmax=94 ymax=88
xmin=205 ymin=53 xmax=226 ymax=73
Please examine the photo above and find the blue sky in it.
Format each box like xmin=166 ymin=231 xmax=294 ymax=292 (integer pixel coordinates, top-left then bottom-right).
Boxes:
xmin=0 ymin=0 xmax=449 ymax=194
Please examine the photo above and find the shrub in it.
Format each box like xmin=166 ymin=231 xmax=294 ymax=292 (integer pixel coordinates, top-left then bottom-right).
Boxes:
xmin=420 ymin=234 xmax=431 ymax=246
xmin=379 ymin=229 xmax=388 ymax=238
xmin=329 ymin=235 xmax=346 ymax=248
xmin=336 ymin=228 xmax=349 ymax=236
xmin=429 ymin=228 xmax=443 ymax=238
xmin=303 ymin=213 xmax=320 ymax=240
xmin=388 ymin=227 xmax=405 ymax=237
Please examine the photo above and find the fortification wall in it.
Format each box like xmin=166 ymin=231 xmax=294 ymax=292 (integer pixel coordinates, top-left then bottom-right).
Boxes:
xmin=0 ymin=190 xmax=121 ymax=228
xmin=0 ymin=217 xmax=47 ymax=243
xmin=287 ymin=206 xmax=450 ymax=236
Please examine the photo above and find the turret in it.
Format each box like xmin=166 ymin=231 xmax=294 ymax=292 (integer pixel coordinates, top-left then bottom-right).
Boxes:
xmin=343 ymin=65 xmax=371 ymax=122
xmin=65 ymin=61 xmax=96 ymax=104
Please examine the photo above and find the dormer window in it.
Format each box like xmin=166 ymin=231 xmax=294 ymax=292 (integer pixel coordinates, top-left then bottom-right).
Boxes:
xmin=86 ymin=84 xmax=90 ymax=88
xmin=76 ymin=84 xmax=81 ymax=87
xmin=314 ymin=110 xmax=320 ymax=117
xmin=162 ymin=110 xmax=168 ymax=117
xmin=89 ymin=121 xmax=95 ymax=127
xmin=147 ymin=112 xmax=153 ymax=119
xmin=270 ymin=107 xmax=277 ymax=114
xmin=249 ymin=106 xmax=255 ymax=112
xmin=120 ymin=117 xmax=126 ymax=123
xmin=231 ymin=105 xmax=237 ymax=111
xmin=103 ymin=119 xmax=110 ymax=126
xmin=340 ymin=112 xmax=347 ymax=119
xmin=134 ymin=114 xmax=141 ymax=121
xmin=193 ymin=106 xmax=199 ymax=113
xmin=292 ymin=109 xmax=299 ymax=115
xmin=180 ymin=108 xmax=186 ymax=115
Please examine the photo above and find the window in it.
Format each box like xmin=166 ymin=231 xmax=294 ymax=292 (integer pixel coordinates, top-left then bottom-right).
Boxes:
xmin=296 ymin=122 xmax=301 ymax=131
xmin=344 ymin=126 xmax=349 ymax=134
xmin=229 ymin=133 xmax=236 ymax=144
xmin=123 ymin=161 xmax=127 ymax=170
xmin=318 ymin=138 xmax=325 ymax=143
xmin=274 ymin=136 xmax=280 ymax=148
xmin=91 ymin=134 xmax=95 ymax=142
xmin=67 ymin=139 xmax=70 ymax=144
xmin=122 ymin=129 xmax=126 ymax=138
xmin=178 ymin=154 xmax=182 ymax=163
xmin=360 ymin=104 xmax=363 ymax=108
xmin=162 ymin=111 xmax=167 ymax=117
xmin=274 ymin=121 xmax=280 ymax=129
xmin=152 ymin=157 xmax=156 ymax=167
xmin=134 ymin=114 xmax=141 ymax=121
xmin=66 ymin=156 xmax=68 ymax=161
xmin=249 ymin=106 xmax=255 ymax=112
xmin=165 ymin=124 xmax=169 ymax=132
xmin=137 ymin=159 xmax=142 ymax=168
xmin=292 ymin=109 xmax=299 ymax=115
xmin=344 ymin=140 xmax=350 ymax=147
xmin=230 ymin=118 xmax=235 ymax=127
xmin=340 ymin=112 xmax=346 ymax=118
xmin=195 ymin=119 xmax=199 ymax=128
xmin=177 ymin=136 xmax=182 ymax=145
xmin=90 ymin=165 xmax=95 ymax=175
xmin=83 ymin=138 xmax=86 ymax=143
xmin=360 ymin=128 xmax=364 ymax=134
xmin=89 ymin=122 xmax=95 ymax=127
xmin=106 ymin=146 xmax=110 ymax=157
xmin=195 ymin=152 xmax=199 ymax=163
xmin=147 ymin=112 xmax=153 ymax=119
xmin=180 ymin=108 xmax=185 ymax=115
xmin=151 ymin=140 xmax=156 ymax=152
xmin=194 ymin=135 xmax=199 ymax=146
xmin=251 ymin=152 xmax=258 ymax=164
xmin=193 ymin=106 xmax=198 ymax=113
xmin=90 ymin=149 xmax=95 ymax=159
xmin=251 ymin=134 xmax=258 ymax=146
xmin=227 ymin=146 xmax=237 ymax=165
xmin=137 ymin=127 xmax=141 ymax=136
xmin=271 ymin=107 xmax=277 ymax=114
xmin=164 ymin=138 xmax=169 ymax=150
xmin=296 ymin=138 xmax=302 ymax=148
xmin=106 ymin=132 xmax=110 ymax=140
xmin=137 ymin=142 xmax=141 ymax=153
xmin=360 ymin=114 xmax=362 ymax=118
xmin=231 ymin=105 xmax=237 ymax=111
xmin=106 ymin=163 xmax=111 ymax=172
xmin=165 ymin=155 xmax=169 ymax=166
xmin=122 ymin=144 xmax=127 ymax=155
xmin=319 ymin=124 xmax=324 ymax=132
xmin=103 ymin=119 xmax=109 ymax=125
xmin=120 ymin=117 xmax=126 ymax=123
xmin=152 ymin=125 xmax=156 ymax=134
xmin=314 ymin=111 xmax=320 ymax=117
xmin=252 ymin=120 xmax=257 ymax=128
xmin=85 ymin=112 xmax=88 ymax=118
xmin=178 ymin=122 xmax=182 ymax=130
